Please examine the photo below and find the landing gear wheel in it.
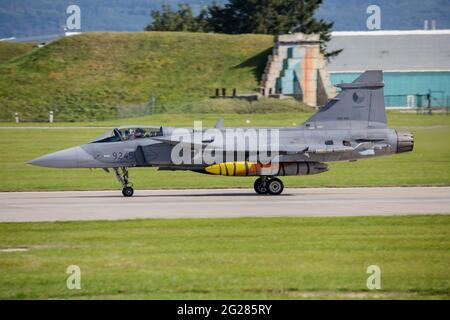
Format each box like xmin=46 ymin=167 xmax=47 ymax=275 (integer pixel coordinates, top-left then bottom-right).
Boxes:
xmin=267 ymin=178 xmax=284 ymax=195
xmin=122 ymin=186 xmax=134 ymax=197
xmin=254 ymin=177 xmax=268 ymax=195
xmin=114 ymin=167 xmax=135 ymax=197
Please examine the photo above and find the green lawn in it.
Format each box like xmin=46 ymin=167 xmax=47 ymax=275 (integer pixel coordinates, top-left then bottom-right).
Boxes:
xmin=1 ymin=110 xmax=448 ymax=127
xmin=0 ymin=113 xmax=449 ymax=191
xmin=0 ymin=215 xmax=448 ymax=299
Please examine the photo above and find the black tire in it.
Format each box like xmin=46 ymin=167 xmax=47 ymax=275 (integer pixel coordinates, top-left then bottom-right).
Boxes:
xmin=122 ymin=187 xmax=134 ymax=197
xmin=267 ymin=178 xmax=284 ymax=195
xmin=253 ymin=178 xmax=268 ymax=195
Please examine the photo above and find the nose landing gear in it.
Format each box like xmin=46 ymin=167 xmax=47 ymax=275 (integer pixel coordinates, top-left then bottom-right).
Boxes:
xmin=122 ymin=186 xmax=134 ymax=197
xmin=113 ymin=167 xmax=134 ymax=197
xmin=254 ymin=177 xmax=284 ymax=195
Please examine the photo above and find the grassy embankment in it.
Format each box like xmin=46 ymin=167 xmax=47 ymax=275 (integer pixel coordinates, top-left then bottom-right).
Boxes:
xmin=0 ymin=32 xmax=285 ymax=121
xmin=0 ymin=41 xmax=35 ymax=63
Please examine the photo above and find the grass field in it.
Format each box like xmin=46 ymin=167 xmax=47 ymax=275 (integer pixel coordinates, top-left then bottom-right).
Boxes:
xmin=0 ymin=112 xmax=449 ymax=191
xmin=0 ymin=215 xmax=448 ymax=299
xmin=0 ymin=32 xmax=273 ymax=121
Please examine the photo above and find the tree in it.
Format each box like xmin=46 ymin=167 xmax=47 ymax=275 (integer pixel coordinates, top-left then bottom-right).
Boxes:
xmin=145 ymin=2 xmax=210 ymax=32
xmin=145 ymin=0 xmax=339 ymax=56
xmin=207 ymin=0 xmax=340 ymax=57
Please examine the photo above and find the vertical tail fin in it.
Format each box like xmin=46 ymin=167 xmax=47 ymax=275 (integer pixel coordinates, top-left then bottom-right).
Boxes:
xmin=303 ymin=70 xmax=387 ymax=129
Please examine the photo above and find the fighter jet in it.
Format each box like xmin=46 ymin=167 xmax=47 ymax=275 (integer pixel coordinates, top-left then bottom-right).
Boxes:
xmin=28 ymin=71 xmax=413 ymax=196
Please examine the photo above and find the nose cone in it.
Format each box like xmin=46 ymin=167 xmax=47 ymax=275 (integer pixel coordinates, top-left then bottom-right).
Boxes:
xmin=28 ymin=146 xmax=88 ymax=168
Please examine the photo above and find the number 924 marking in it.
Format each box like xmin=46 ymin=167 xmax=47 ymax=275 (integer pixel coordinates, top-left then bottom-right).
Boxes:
xmin=112 ymin=151 xmax=134 ymax=161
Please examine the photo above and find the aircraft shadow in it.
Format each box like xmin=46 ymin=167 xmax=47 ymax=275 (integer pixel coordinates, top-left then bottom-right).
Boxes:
xmin=72 ymin=192 xmax=295 ymax=198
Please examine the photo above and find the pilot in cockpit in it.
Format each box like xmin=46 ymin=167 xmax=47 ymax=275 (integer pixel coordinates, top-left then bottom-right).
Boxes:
xmin=134 ymin=128 xmax=145 ymax=139
xmin=124 ymin=129 xmax=131 ymax=140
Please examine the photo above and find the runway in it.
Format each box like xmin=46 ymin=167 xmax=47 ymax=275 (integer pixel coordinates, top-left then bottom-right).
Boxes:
xmin=0 ymin=187 xmax=449 ymax=222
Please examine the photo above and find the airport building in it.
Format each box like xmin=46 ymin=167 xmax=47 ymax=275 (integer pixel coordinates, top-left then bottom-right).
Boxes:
xmin=328 ymin=30 xmax=450 ymax=109
xmin=262 ymin=29 xmax=450 ymax=109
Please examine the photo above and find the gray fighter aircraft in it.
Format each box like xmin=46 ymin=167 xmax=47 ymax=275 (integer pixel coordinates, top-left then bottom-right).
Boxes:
xmin=28 ymin=71 xmax=413 ymax=196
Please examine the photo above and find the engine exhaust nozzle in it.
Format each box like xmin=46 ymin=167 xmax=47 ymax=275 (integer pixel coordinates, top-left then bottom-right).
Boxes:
xmin=397 ymin=132 xmax=414 ymax=153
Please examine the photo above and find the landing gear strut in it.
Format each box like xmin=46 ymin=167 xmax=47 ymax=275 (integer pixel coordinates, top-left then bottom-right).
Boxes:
xmin=254 ymin=177 xmax=284 ymax=195
xmin=113 ymin=167 xmax=134 ymax=197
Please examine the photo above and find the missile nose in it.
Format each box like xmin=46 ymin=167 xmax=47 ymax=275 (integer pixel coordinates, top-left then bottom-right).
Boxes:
xmin=28 ymin=146 xmax=83 ymax=168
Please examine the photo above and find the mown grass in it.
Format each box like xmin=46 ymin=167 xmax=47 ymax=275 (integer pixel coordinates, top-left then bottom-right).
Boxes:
xmin=0 ymin=32 xmax=273 ymax=121
xmin=0 ymin=215 xmax=448 ymax=299
xmin=0 ymin=113 xmax=449 ymax=191
xmin=0 ymin=110 xmax=447 ymax=128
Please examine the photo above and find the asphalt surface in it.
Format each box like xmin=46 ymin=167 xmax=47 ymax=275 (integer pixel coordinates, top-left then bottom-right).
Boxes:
xmin=0 ymin=187 xmax=449 ymax=222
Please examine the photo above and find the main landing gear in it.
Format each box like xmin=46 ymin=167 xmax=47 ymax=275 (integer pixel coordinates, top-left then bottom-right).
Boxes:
xmin=254 ymin=177 xmax=284 ymax=195
xmin=114 ymin=167 xmax=134 ymax=197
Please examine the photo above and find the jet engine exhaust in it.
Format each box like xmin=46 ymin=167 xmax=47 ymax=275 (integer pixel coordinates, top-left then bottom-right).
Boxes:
xmin=396 ymin=132 xmax=414 ymax=153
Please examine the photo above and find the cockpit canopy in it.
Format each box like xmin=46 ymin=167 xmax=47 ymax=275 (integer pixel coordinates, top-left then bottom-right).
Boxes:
xmin=91 ymin=126 xmax=163 ymax=143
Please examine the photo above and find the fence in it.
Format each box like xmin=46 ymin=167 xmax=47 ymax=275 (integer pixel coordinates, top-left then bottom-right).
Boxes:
xmin=384 ymin=93 xmax=450 ymax=111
